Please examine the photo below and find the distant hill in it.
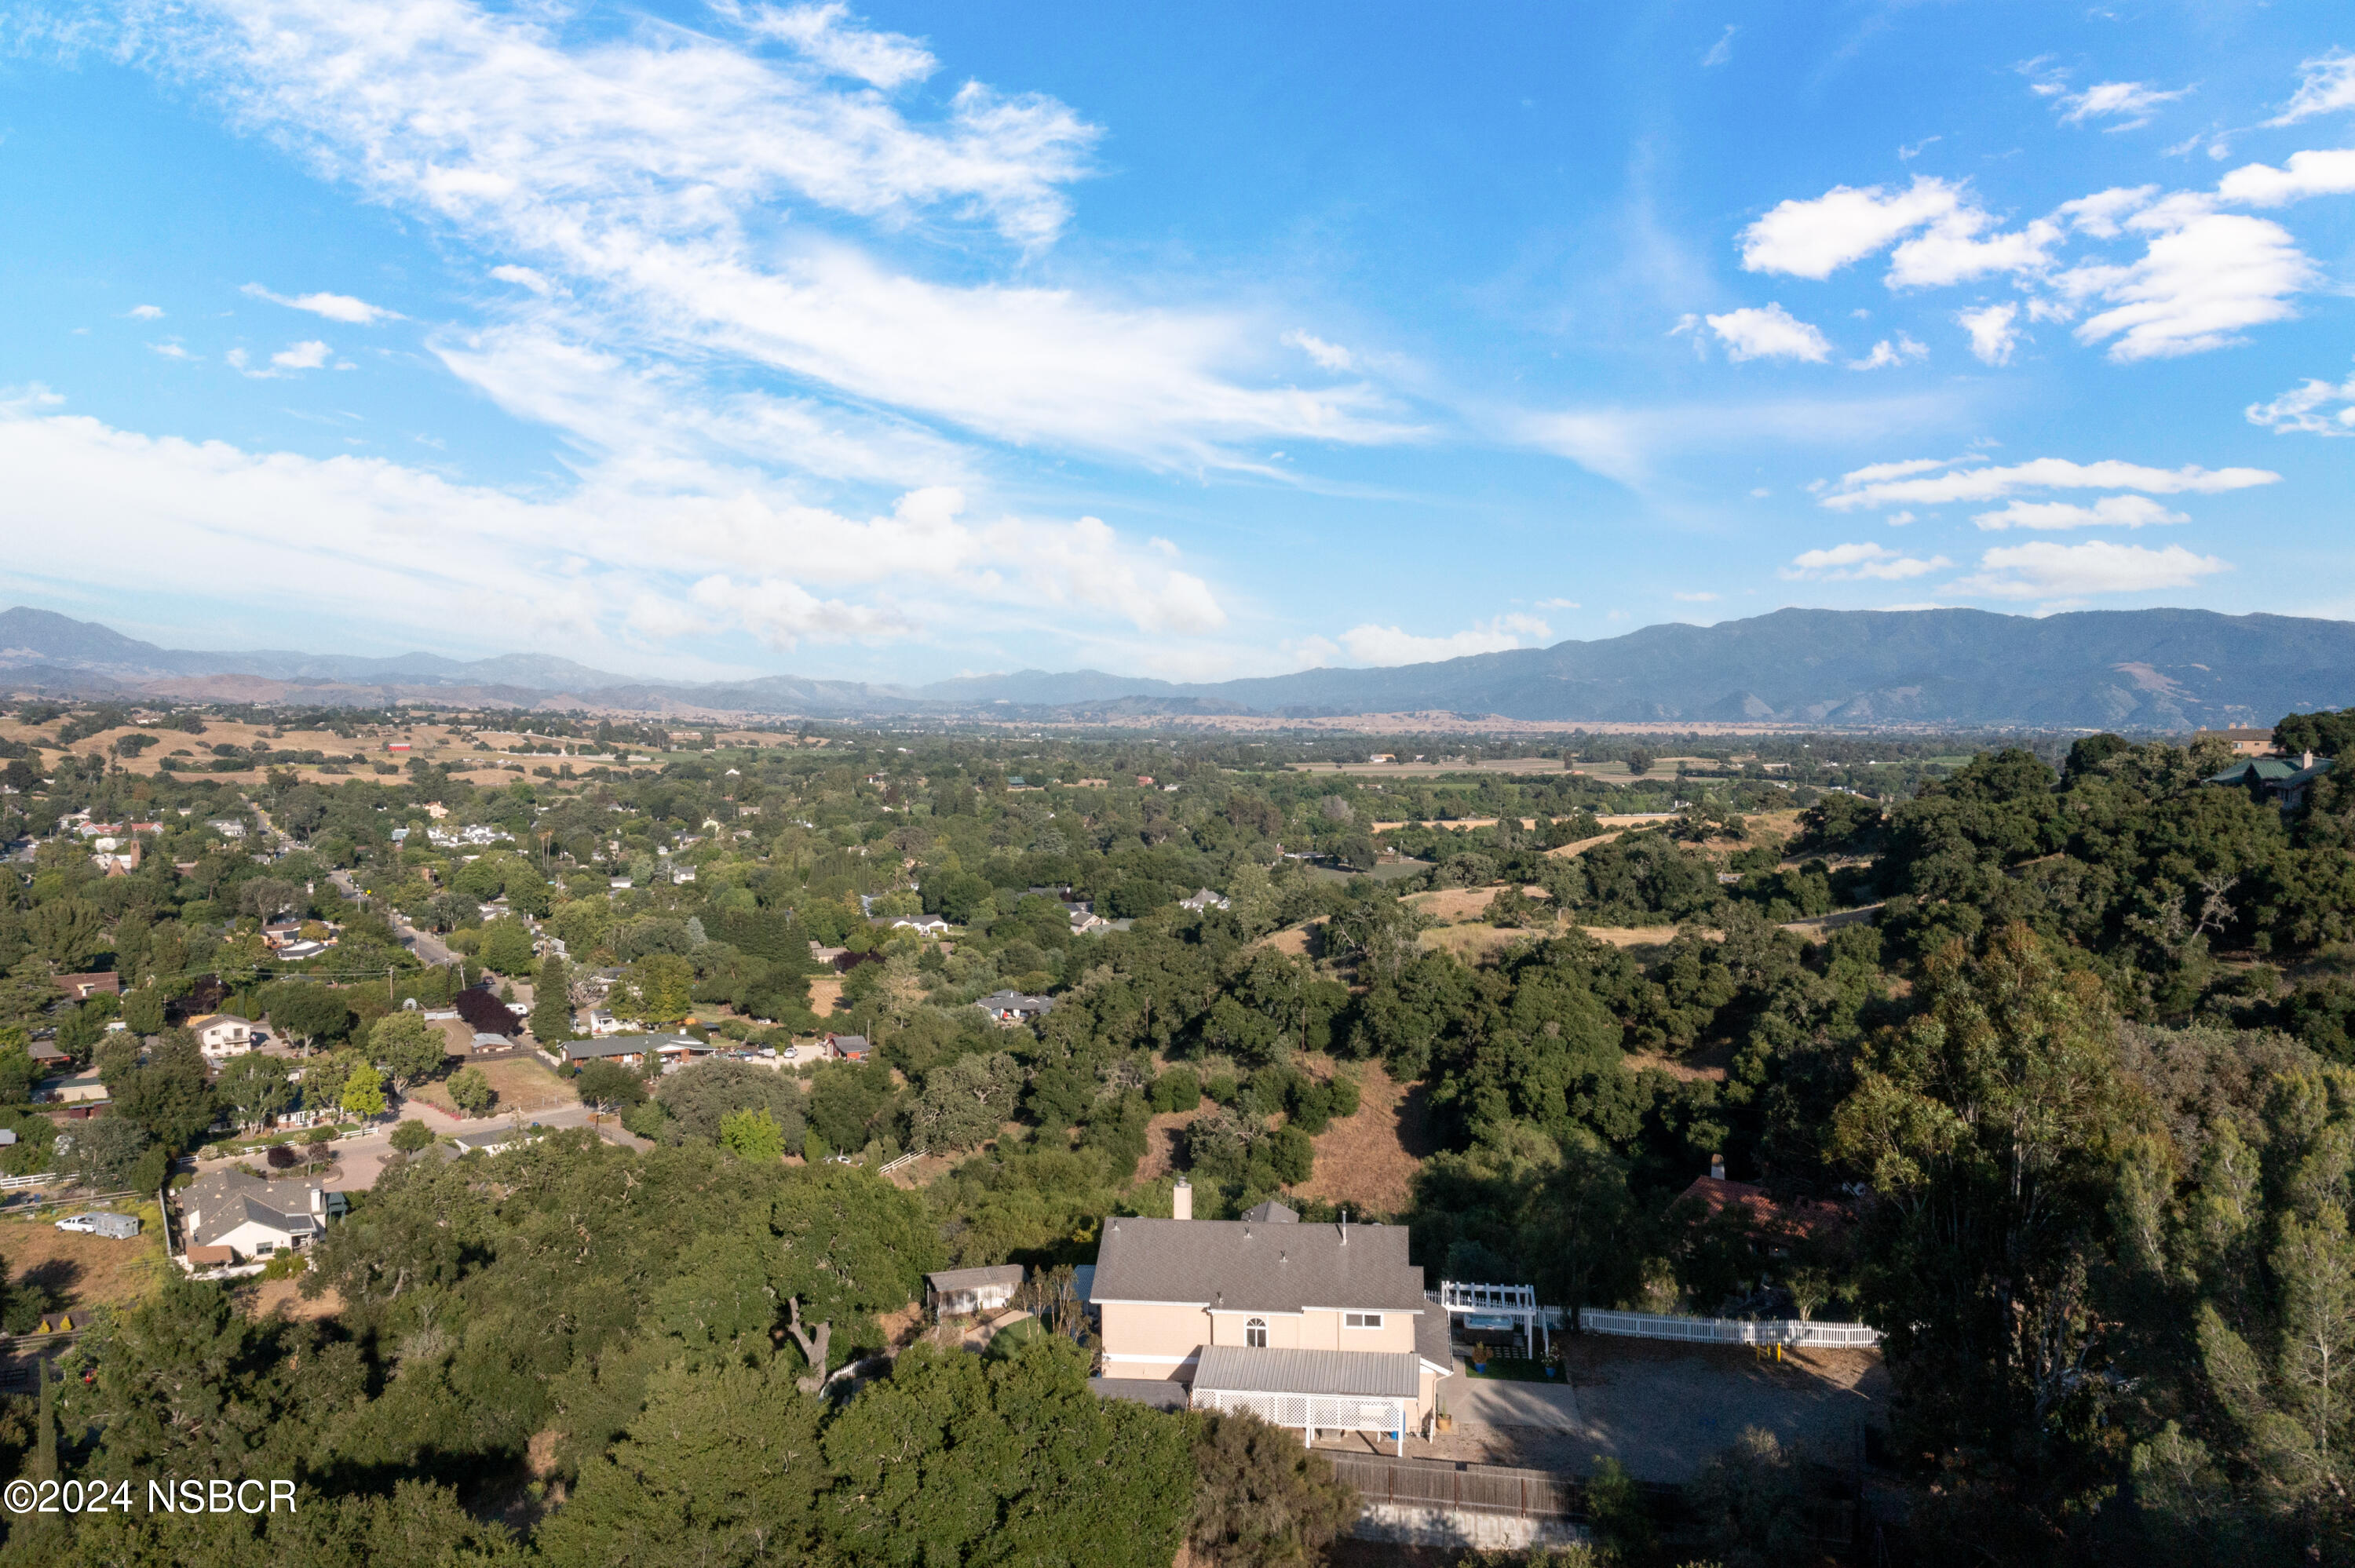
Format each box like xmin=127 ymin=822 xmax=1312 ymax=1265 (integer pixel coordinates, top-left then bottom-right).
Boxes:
xmin=0 ymin=606 xmax=634 ymax=691
xmin=4 ymin=603 xmax=2352 ymax=729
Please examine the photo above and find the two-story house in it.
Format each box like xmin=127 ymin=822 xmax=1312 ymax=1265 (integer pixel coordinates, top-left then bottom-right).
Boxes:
xmin=1089 ymin=1185 xmax=1451 ymax=1453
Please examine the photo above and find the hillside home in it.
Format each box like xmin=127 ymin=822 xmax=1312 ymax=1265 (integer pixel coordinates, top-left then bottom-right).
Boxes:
xmin=180 ymin=1172 xmax=345 ymax=1264
xmin=189 ymin=1014 xmax=257 ymax=1060
xmin=2206 ymin=753 xmax=2335 ymax=812
xmin=976 ymin=991 xmax=1053 ymax=1026
xmin=53 ymin=972 xmax=122 ymax=1001
xmin=1177 ymin=888 xmax=1232 ymax=913
xmin=1090 ymin=1190 xmax=1451 ymax=1453
xmin=824 ymin=1032 xmax=871 ymax=1061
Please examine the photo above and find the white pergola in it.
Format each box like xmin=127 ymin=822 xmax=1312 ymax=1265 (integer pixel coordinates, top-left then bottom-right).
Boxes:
xmin=1439 ymin=1279 xmax=1546 ymax=1357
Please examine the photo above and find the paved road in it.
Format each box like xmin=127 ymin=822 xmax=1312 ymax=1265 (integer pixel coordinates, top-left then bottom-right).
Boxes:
xmin=195 ymin=1099 xmax=648 ymax=1194
xmin=328 ymin=868 xmax=455 ymax=965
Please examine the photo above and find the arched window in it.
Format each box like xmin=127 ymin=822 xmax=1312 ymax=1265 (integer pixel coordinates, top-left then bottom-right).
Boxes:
xmin=1246 ymin=1318 xmax=1268 ymax=1348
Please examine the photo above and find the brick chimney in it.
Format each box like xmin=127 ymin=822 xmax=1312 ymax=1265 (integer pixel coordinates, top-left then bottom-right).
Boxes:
xmin=1172 ymin=1178 xmax=1192 ymax=1221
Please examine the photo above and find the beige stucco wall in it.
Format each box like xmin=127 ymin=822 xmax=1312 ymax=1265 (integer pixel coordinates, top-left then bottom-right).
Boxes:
xmin=1099 ymin=1300 xmax=1213 ymax=1377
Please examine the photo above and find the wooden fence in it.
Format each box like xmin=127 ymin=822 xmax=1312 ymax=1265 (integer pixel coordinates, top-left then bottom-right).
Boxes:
xmin=1327 ymin=1455 xmax=1580 ymax=1519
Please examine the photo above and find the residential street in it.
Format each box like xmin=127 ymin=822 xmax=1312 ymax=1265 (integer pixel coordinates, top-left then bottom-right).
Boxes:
xmin=194 ymin=1099 xmax=648 ymax=1194
xmin=327 ymin=866 xmax=456 ymax=966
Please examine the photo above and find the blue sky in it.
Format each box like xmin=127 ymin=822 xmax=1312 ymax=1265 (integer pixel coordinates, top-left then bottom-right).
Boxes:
xmin=0 ymin=0 xmax=2350 ymax=685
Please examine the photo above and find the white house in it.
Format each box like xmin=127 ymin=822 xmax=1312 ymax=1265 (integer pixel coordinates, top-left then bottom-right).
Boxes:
xmin=180 ymin=1172 xmax=345 ymax=1266
xmin=189 ymin=1014 xmax=257 ymax=1060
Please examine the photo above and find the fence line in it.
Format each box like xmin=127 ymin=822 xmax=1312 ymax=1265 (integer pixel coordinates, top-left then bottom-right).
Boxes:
xmin=878 ymin=1149 xmax=925 ymax=1176
xmin=0 ymin=1172 xmax=60 ymax=1191
xmin=1579 ymin=1308 xmax=1881 ymax=1349
xmin=1325 ymin=1455 xmax=1580 ymax=1520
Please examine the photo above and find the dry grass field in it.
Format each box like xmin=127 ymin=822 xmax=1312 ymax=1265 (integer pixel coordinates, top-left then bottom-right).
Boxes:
xmin=0 ymin=1198 xmax=170 ymax=1321
xmin=409 ymin=1056 xmax=578 ymax=1117
xmin=1293 ymin=1062 xmax=1433 ymax=1217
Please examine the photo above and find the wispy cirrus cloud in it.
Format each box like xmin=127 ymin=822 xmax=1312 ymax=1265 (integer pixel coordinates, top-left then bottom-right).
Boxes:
xmin=2054 ymin=81 xmax=2193 ymax=131
xmin=72 ymin=0 xmax=1413 ymax=477
xmin=2266 ymin=48 xmax=2355 ymax=126
xmin=2247 ymin=363 xmax=2355 ymax=436
xmin=243 ymin=283 xmax=400 ymax=325
xmin=1819 ymin=454 xmax=2279 ymax=511
xmin=1781 ymin=542 xmax=1950 ymax=581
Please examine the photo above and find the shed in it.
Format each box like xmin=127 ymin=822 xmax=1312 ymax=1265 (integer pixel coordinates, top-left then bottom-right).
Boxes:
xmin=927 ymin=1263 xmax=1026 ymax=1316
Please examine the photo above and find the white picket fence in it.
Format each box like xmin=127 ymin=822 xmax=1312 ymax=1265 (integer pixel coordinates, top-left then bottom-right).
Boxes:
xmin=1579 ymin=1308 xmax=1880 ymax=1349
xmin=0 ymin=1172 xmax=60 ymax=1191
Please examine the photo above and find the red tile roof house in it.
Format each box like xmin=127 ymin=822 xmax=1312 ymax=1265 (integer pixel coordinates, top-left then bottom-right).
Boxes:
xmin=1674 ymin=1157 xmax=1854 ymax=1249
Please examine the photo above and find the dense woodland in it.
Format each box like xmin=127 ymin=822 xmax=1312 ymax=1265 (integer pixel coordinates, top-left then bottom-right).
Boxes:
xmin=4 ymin=702 xmax=2355 ymax=1564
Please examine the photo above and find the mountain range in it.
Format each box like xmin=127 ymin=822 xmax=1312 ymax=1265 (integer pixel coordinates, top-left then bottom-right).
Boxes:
xmin=4 ymin=603 xmax=2351 ymax=730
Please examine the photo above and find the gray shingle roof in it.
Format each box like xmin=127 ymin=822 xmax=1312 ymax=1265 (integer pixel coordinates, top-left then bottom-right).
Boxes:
xmin=1091 ymin=1216 xmax=1428 ymax=1315
xmin=927 ymin=1264 xmax=1026 ymax=1293
xmin=180 ymin=1172 xmax=321 ymax=1249
xmin=1194 ymin=1346 xmax=1422 ymax=1399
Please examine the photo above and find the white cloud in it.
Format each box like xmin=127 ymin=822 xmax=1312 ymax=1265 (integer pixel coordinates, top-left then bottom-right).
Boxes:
xmin=2246 ymin=366 xmax=2355 ymax=436
xmin=1671 ymin=591 xmax=1719 ymax=603
xmin=1948 ymin=540 xmax=2229 ymax=599
xmin=2060 ymin=209 xmax=2313 ymax=360
xmin=2215 ymin=148 xmax=2355 ymax=207
xmin=272 ymin=340 xmax=331 ymax=371
xmin=1883 ymin=510 xmax=1915 ymax=527
xmin=2056 ymin=186 xmax=2159 ymax=238
xmin=1281 ymin=330 xmax=1355 ymax=371
xmin=1739 ymin=177 xmax=1964 ymax=279
xmin=489 ymin=264 xmax=553 ymax=295
xmin=2266 ymin=48 xmax=2355 ymax=126
xmin=79 ymin=0 xmax=1411 ymax=480
xmin=1706 ymin=304 xmax=1831 ymax=363
xmin=1702 ymin=24 xmax=1736 ymax=67
xmin=243 ymin=283 xmax=401 ymax=325
xmin=1970 ymin=495 xmax=2188 ymax=530
xmin=1739 ymin=176 xmax=2054 ymax=290
xmin=2054 ymin=81 xmax=2193 ymax=130
xmin=1955 ymin=302 xmax=2021 ymax=364
xmin=1535 ymin=597 xmax=1581 ymax=609
xmin=126 ymin=304 xmax=164 ymax=320
xmin=148 ymin=341 xmax=192 ymax=360
xmin=1781 ymin=542 xmax=1951 ymax=581
xmin=1897 ymin=137 xmax=1941 ymax=162
xmin=735 ymin=2 xmax=937 ymax=90
xmin=1821 ymin=455 xmax=2279 ymax=511
xmin=1333 ymin=614 xmax=1553 ymax=666
xmin=0 ymin=403 xmax=1225 ymax=655
xmin=1887 ymin=212 xmax=2060 ymax=288
xmin=1849 ymin=334 xmax=1926 ymax=370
